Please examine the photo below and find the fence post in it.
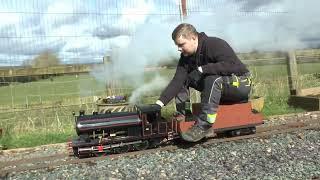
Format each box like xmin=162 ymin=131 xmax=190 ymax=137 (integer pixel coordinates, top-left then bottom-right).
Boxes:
xmin=287 ymin=50 xmax=300 ymax=95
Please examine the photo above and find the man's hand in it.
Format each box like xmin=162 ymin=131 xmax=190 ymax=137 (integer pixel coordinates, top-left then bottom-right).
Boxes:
xmin=188 ymin=67 xmax=203 ymax=84
xmin=155 ymin=100 xmax=164 ymax=108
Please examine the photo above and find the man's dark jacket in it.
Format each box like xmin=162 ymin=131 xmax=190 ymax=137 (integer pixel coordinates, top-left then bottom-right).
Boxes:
xmin=159 ymin=32 xmax=249 ymax=105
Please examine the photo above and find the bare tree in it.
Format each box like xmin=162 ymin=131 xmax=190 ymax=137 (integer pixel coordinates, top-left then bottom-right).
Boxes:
xmin=25 ymin=51 xmax=61 ymax=68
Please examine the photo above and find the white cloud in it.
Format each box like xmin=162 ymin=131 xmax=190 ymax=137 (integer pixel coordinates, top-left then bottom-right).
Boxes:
xmin=118 ymin=0 xmax=155 ymax=29
xmin=0 ymin=13 xmax=19 ymax=26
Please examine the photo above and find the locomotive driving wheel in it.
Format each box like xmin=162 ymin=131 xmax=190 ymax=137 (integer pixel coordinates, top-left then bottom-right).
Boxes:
xmin=133 ymin=140 xmax=149 ymax=151
xmin=113 ymin=145 xmax=130 ymax=154
xmin=93 ymin=151 xmax=108 ymax=157
xmin=71 ymin=147 xmax=79 ymax=157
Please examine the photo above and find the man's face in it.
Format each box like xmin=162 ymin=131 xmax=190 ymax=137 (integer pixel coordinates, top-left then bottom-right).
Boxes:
xmin=174 ymin=35 xmax=198 ymax=57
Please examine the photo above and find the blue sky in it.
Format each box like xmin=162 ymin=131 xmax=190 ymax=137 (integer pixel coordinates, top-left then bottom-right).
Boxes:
xmin=0 ymin=0 xmax=319 ymax=67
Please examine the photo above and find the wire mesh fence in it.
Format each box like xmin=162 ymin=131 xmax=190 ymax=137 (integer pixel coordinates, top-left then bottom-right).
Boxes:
xmin=0 ymin=1 xmax=183 ymax=135
xmin=0 ymin=0 xmax=319 ymax=137
xmin=0 ymin=0 xmax=182 ymax=66
xmin=1 ymin=0 xmax=300 ymax=66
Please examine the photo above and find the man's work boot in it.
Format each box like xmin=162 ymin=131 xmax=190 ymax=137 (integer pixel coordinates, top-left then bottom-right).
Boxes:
xmin=205 ymin=128 xmax=216 ymax=138
xmin=180 ymin=125 xmax=212 ymax=142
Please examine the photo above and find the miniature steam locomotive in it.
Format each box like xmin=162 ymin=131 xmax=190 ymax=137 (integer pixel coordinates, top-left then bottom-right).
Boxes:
xmin=70 ymin=101 xmax=264 ymax=158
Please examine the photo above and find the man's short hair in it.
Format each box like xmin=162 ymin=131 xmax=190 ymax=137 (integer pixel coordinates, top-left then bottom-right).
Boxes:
xmin=172 ymin=23 xmax=198 ymax=41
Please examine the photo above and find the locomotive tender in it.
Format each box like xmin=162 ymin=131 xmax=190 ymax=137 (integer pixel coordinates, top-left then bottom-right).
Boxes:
xmin=70 ymin=102 xmax=264 ymax=158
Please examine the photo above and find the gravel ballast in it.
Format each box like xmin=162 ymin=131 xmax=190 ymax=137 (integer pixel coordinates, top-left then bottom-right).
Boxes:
xmin=5 ymin=129 xmax=320 ymax=180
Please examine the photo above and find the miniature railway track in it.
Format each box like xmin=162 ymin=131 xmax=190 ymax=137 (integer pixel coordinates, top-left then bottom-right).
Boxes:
xmin=1 ymin=118 xmax=319 ymax=177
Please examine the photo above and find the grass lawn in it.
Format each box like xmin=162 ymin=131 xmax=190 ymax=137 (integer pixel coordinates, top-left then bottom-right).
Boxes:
xmin=0 ymin=74 xmax=107 ymax=107
xmin=0 ymin=63 xmax=319 ymax=149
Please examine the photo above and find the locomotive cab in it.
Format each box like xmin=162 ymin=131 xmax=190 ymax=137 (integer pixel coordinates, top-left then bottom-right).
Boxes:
xmin=136 ymin=104 xmax=168 ymax=136
xmin=136 ymin=104 xmax=162 ymax=123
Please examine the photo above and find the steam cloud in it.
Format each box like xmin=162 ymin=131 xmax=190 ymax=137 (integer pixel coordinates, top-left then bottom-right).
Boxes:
xmin=90 ymin=22 xmax=178 ymax=102
xmin=128 ymin=75 xmax=168 ymax=104
xmin=91 ymin=0 xmax=320 ymax=102
xmin=186 ymin=0 xmax=320 ymax=52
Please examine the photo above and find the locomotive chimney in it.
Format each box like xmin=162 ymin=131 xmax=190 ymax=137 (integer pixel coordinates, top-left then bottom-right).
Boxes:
xmin=79 ymin=110 xmax=85 ymax=116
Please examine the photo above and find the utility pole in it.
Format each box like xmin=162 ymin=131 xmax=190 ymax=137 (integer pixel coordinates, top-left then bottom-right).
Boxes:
xmin=180 ymin=0 xmax=187 ymax=22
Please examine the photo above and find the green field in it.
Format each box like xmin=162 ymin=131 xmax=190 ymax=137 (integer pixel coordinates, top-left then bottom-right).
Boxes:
xmin=0 ymin=63 xmax=319 ymax=149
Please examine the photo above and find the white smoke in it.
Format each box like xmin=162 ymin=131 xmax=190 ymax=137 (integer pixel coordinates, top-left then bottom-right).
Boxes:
xmin=89 ymin=0 xmax=320 ymax=102
xmin=1 ymin=0 xmax=319 ymax=66
xmin=90 ymin=21 xmax=179 ymax=101
xmin=185 ymin=0 xmax=320 ymax=52
xmin=91 ymin=0 xmax=320 ymax=102
xmin=128 ymin=75 xmax=168 ymax=104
